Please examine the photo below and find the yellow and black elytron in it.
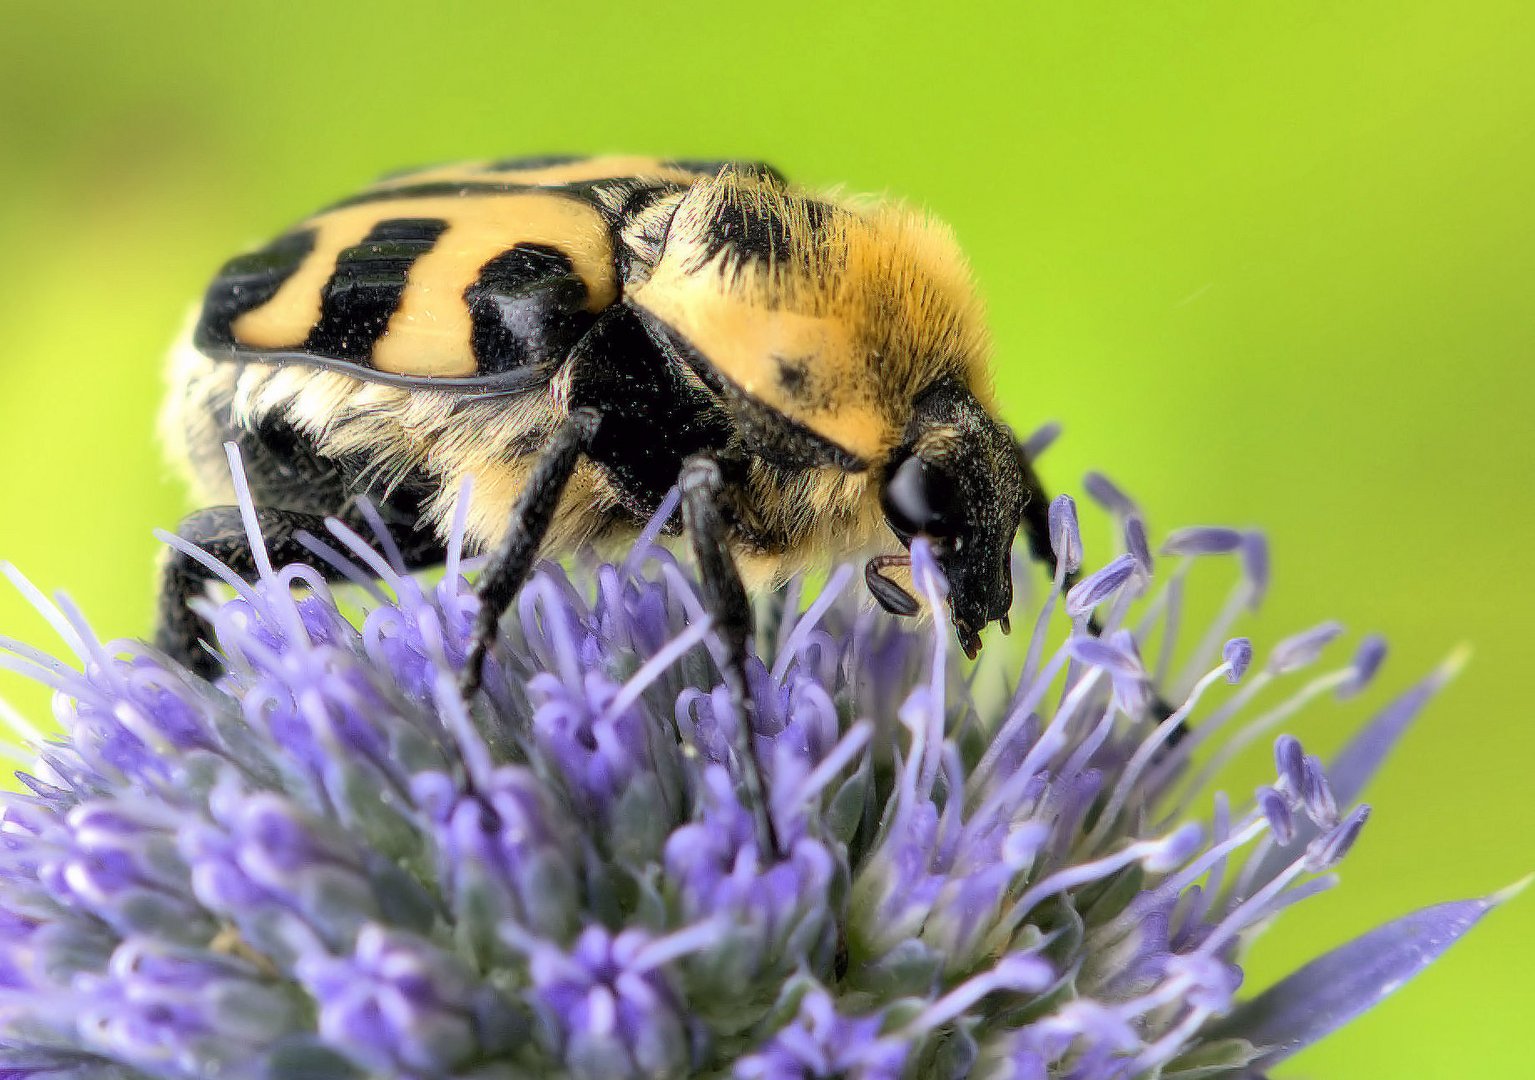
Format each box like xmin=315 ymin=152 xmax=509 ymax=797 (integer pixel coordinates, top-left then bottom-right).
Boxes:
xmin=159 ymin=155 xmax=1069 ymax=839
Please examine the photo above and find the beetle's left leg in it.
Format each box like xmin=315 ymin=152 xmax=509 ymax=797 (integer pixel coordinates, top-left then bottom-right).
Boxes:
xmin=461 ymin=408 xmax=602 ymax=695
xmin=678 ymin=455 xmax=780 ymax=859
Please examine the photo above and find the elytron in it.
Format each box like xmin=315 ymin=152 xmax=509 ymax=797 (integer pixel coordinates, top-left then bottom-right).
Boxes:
xmin=159 ymin=155 xmax=1073 ymax=847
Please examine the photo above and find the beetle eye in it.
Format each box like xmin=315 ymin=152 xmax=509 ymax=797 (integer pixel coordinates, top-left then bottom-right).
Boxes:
xmin=882 ymin=454 xmax=961 ymax=540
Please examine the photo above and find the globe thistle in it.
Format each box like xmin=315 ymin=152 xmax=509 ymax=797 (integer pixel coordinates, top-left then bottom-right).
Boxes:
xmin=0 ymin=452 xmax=1514 ymax=1079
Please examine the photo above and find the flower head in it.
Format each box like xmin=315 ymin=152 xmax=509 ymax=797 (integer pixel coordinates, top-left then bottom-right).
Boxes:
xmin=0 ymin=458 xmax=1511 ymax=1079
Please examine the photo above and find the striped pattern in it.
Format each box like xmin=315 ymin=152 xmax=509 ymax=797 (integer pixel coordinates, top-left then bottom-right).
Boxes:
xmin=192 ymin=156 xmax=772 ymax=385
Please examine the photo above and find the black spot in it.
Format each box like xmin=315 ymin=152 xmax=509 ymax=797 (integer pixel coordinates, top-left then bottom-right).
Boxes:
xmin=195 ymin=229 xmax=316 ymax=350
xmin=464 ymin=244 xmax=597 ymax=375
xmin=305 ymin=218 xmax=448 ymax=362
xmin=324 ymin=181 xmax=634 ymax=221
xmin=694 ymin=196 xmax=832 ymax=271
xmin=774 ymin=355 xmax=811 ymax=399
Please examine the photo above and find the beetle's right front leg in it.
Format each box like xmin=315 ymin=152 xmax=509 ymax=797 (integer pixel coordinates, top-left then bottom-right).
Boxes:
xmin=679 ymin=455 xmax=780 ymax=859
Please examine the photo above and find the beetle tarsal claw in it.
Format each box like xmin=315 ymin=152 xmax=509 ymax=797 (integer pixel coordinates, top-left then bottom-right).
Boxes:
xmin=865 ymin=555 xmax=920 ymax=617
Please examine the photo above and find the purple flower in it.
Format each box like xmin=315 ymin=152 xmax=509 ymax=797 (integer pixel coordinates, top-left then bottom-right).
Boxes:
xmin=69 ymin=939 xmax=302 ymax=1077
xmin=0 ymin=457 xmax=1512 ymax=1078
xmin=519 ymin=924 xmax=697 ymax=1079
xmin=297 ymin=924 xmax=515 ymax=1076
xmin=734 ymin=986 xmax=907 ymax=1080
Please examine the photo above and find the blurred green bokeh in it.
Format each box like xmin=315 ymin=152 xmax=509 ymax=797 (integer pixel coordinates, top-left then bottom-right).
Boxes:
xmin=2 ymin=1 xmax=1530 ymax=1074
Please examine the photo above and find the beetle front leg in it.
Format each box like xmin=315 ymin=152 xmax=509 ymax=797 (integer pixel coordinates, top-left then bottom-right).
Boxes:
xmin=461 ymin=407 xmax=602 ymax=695
xmin=679 ymin=456 xmax=781 ymax=860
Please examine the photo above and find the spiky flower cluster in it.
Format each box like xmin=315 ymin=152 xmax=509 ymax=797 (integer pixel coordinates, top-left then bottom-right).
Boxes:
xmin=0 ymin=469 xmax=1504 ymax=1079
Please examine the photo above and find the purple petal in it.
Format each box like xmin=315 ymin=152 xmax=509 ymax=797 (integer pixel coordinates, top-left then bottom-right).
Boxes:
xmin=1266 ymin=621 xmax=1344 ymax=674
xmin=1303 ymin=804 xmax=1369 ymax=871
xmin=994 ymin=955 xmax=1053 ymax=992
xmin=1298 ymin=755 xmax=1338 ymax=827
xmin=1065 ymin=635 xmax=1142 ymax=677
xmin=1164 ymin=953 xmax=1242 ymax=1012
xmin=1065 ymin=555 xmax=1137 ymax=618
xmin=1255 ymin=787 xmax=1294 ymax=845
xmin=1211 ymin=891 xmax=1511 ymax=1066
xmin=1047 ymin=495 xmax=1083 ymax=574
xmin=1223 ymin=638 xmax=1253 ymax=682
xmin=1145 ymin=822 xmax=1204 ymax=872
xmin=1273 ymin=735 xmax=1306 ymax=794
xmin=909 ymin=538 xmax=949 ymax=602
xmin=1328 ymin=652 xmax=1464 ymax=806
xmin=1160 ymin=527 xmax=1243 ymax=557
xmin=1244 ymin=657 xmax=1460 ymax=899
xmin=1021 ymin=421 xmax=1062 ymax=460
xmin=1242 ymin=533 xmax=1271 ymax=609
xmin=1002 ymin=822 xmax=1051 ymax=868
xmin=1082 ymin=472 xmax=1137 ymax=516
xmin=1124 ymin=516 xmax=1153 ymax=576
xmin=1337 ymin=634 xmax=1389 ymax=699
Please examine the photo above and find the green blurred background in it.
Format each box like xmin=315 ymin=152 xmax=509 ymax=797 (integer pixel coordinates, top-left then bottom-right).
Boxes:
xmin=1 ymin=1 xmax=1530 ymax=1074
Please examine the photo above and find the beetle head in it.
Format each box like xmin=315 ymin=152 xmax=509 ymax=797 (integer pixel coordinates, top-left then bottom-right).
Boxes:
xmin=875 ymin=379 xmax=1026 ymax=657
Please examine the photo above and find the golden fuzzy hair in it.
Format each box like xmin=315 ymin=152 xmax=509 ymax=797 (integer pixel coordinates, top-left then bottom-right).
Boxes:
xmin=628 ymin=170 xmax=994 ymax=464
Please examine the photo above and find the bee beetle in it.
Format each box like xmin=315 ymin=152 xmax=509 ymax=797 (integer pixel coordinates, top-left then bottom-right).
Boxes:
xmin=160 ymin=155 xmax=1069 ymax=845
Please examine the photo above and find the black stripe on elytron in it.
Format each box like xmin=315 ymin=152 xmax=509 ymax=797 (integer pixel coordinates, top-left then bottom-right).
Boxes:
xmin=373 ymin=161 xmax=445 ymax=182
xmin=194 ymin=229 xmax=317 ymax=350
xmin=305 ymin=217 xmax=449 ymax=362
xmin=464 ymin=244 xmax=598 ymax=375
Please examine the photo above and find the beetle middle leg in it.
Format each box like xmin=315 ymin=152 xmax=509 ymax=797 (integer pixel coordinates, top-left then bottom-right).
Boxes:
xmin=460 ymin=407 xmax=602 ymax=695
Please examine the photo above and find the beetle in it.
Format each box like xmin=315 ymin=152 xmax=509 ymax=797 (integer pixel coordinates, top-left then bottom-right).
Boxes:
xmin=159 ymin=155 xmax=1072 ymax=851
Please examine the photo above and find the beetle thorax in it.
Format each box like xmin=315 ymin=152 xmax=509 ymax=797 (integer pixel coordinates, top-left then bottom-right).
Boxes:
xmin=629 ymin=172 xmax=996 ymax=467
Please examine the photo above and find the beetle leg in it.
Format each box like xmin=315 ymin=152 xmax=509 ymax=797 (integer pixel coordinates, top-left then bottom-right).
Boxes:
xmin=865 ymin=554 xmax=920 ymax=617
xmin=158 ymin=506 xmax=318 ymax=678
xmin=461 ymin=407 xmax=602 ymax=696
xmin=156 ymin=504 xmax=446 ymax=679
xmin=679 ymin=456 xmax=781 ymax=860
